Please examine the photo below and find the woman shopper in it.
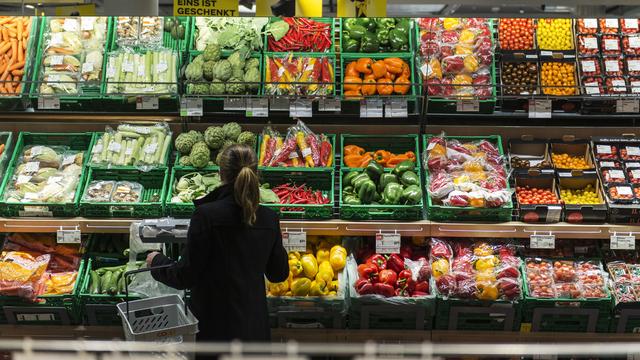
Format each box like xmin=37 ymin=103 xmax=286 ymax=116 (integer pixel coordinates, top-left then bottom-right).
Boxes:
xmin=147 ymin=144 xmax=289 ymax=344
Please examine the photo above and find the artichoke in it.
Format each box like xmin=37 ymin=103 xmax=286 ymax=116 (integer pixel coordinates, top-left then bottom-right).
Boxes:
xmin=245 ymin=58 xmax=260 ymax=71
xmin=243 ymin=67 xmax=260 ymax=91
xmin=203 ymin=61 xmax=215 ymax=81
xmin=178 ymin=155 xmax=192 ymax=167
xmin=203 ymin=43 xmax=221 ymax=62
xmin=227 ymin=51 xmax=246 ymax=70
xmin=222 ymin=122 xmax=242 ymax=141
xmin=189 ymin=130 xmax=204 ymax=143
xmin=187 ymin=83 xmax=209 ymax=95
xmin=192 ymin=54 xmax=205 ymax=65
xmin=215 ymin=149 xmax=224 ymax=166
xmin=232 ymin=67 xmax=244 ymax=80
xmin=175 ymin=133 xmax=197 ymax=155
xmin=209 ymin=81 xmax=225 ymax=95
xmin=222 ymin=139 xmax=235 ymax=149
xmin=185 ymin=62 xmax=203 ymax=81
xmin=204 ymin=126 xmax=225 ymax=150
xmin=189 ymin=141 xmax=210 ymax=168
xmin=226 ymin=77 xmax=246 ymax=95
xmin=212 ymin=60 xmax=232 ymax=81
xmin=237 ymin=131 xmax=257 ymax=148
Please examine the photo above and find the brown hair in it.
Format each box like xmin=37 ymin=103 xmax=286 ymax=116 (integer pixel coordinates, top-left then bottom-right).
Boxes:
xmin=218 ymin=144 xmax=260 ymax=226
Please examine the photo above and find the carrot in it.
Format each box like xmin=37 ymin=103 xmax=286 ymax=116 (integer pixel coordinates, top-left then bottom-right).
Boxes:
xmin=0 ymin=42 xmax=10 ymax=54
xmin=22 ymin=38 xmax=26 ymax=49
xmin=17 ymin=40 xmax=22 ymax=62
xmin=7 ymin=29 xmax=16 ymax=39
xmin=16 ymin=19 xmax=21 ymax=40
xmin=15 ymin=83 xmax=20 ymax=94
xmin=11 ymin=69 xmax=22 ymax=76
xmin=0 ymin=18 xmax=11 ymax=26
xmin=1 ymin=29 xmax=7 ymax=42
xmin=10 ymin=40 xmax=17 ymax=61
xmin=6 ymin=81 xmax=14 ymax=94
xmin=0 ymin=144 xmax=6 ymax=155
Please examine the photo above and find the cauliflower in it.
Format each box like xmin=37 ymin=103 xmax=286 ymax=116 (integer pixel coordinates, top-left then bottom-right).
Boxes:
xmin=203 ymin=61 xmax=215 ymax=81
xmin=222 ymin=122 xmax=242 ymax=141
xmin=203 ymin=43 xmax=221 ymax=62
xmin=205 ymin=126 xmax=225 ymax=149
xmin=212 ymin=59 xmax=232 ymax=81
xmin=237 ymin=131 xmax=257 ymax=148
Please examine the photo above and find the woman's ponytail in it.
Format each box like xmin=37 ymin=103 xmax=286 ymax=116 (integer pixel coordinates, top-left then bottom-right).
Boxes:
xmin=219 ymin=144 xmax=260 ymax=226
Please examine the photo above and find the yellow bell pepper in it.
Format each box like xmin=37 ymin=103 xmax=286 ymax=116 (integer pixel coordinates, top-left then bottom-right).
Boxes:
xmin=329 ymin=249 xmax=347 ymax=272
xmin=477 ymin=282 xmax=499 ymax=300
xmin=301 ymin=254 xmax=318 ymax=279
xmin=474 ymin=243 xmax=492 ymax=256
xmin=463 ymin=55 xmax=479 ymax=73
xmin=309 ymin=278 xmax=329 ymax=296
xmin=475 ymin=270 xmax=496 ymax=283
xmin=431 ymin=258 xmax=450 ymax=278
xmin=288 ymin=251 xmax=301 ymax=260
xmin=316 ymin=261 xmax=334 ymax=283
xmin=291 ymin=278 xmax=311 ymax=296
xmin=289 ymin=258 xmax=303 ymax=277
xmin=267 ymin=280 xmax=289 ymax=296
xmin=443 ymin=18 xmax=461 ymax=31
xmin=316 ymin=249 xmax=330 ymax=263
xmin=329 ymin=280 xmax=339 ymax=292
xmin=474 ymin=256 xmax=499 ymax=271
xmin=459 ymin=29 xmax=477 ymax=44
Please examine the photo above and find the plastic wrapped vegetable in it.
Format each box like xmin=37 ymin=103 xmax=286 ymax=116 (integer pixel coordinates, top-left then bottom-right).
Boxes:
xmin=265 ymin=54 xmax=334 ymax=96
xmin=261 ymin=121 xmax=332 ymax=168
xmin=0 ymin=252 xmax=50 ymax=301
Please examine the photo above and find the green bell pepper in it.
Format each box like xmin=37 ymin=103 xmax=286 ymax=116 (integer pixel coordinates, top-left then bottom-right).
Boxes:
xmin=343 ymin=171 xmax=360 ymax=187
xmin=358 ymin=179 xmax=377 ymax=204
xmin=378 ymin=173 xmax=398 ymax=192
xmin=343 ymin=38 xmax=360 ymax=52
xmin=343 ymin=18 xmax=359 ymax=32
xmin=375 ymin=18 xmax=396 ymax=30
xmin=392 ymin=160 xmax=415 ymax=176
xmin=389 ymin=29 xmax=408 ymax=51
xmin=352 ymin=172 xmax=371 ymax=192
xmin=343 ymin=185 xmax=354 ymax=194
xmin=383 ymin=182 xmax=403 ymax=205
xmin=356 ymin=18 xmax=376 ymax=32
xmin=376 ymin=28 xmax=390 ymax=46
xmin=343 ymin=193 xmax=361 ymax=205
xmin=365 ymin=160 xmax=384 ymax=181
xmin=400 ymin=170 xmax=420 ymax=187
xmin=401 ymin=185 xmax=422 ymax=205
xmin=360 ymin=31 xmax=380 ymax=52
xmin=395 ymin=19 xmax=410 ymax=36
xmin=347 ymin=24 xmax=367 ymax=41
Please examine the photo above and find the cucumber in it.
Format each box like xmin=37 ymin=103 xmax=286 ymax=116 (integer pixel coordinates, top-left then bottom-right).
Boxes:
xmin=117 ymin=272 xmax=126 ymax=294
xmin=100 ymin=271 xmax=113 ymax=294
xmin=89 ymin=270 xmax=101 ymax=294
xmin=95 ymin=265 xmax=125 ymax=275
xmin=109 ymin=270 xmax=122 ymax=295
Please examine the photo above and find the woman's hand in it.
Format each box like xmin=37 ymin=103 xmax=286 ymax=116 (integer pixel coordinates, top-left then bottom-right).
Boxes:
xmin=146 ymin=251 xmax=161 ymax=267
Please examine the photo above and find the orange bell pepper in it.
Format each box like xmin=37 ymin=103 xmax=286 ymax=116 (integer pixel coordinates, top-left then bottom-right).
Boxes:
xmin=344 ymin=90 xmax=362 ymax=98
xmin=377 ymin=78 xmax=394 ymax=95
xmin=386 ymin=154 xmax=410 ymax=168
xmin=344 ymin=154 xmax=365 ymax=167
xmin=393 ymin=76 xmax=411 ymax=95
xmin=355 ymin=58 xmax=373 ymax=74
xmin=345 ymin=61 xmax=359 ymax=77
xmin=364 ymin=73 xmax=376 ymax=81
xmin=371 ymin=60 xmax=387 ymax=79
xmin=404 ymin=151 xmax=416 ymax=161
xmin=361 ymin=78 xmax=377 ymax=96
xmin=387 ymin=71 xmax=396 ymax=80
xmin=401 ymin=62 xmax=411 ymax=78
xmin=374 ymin=150 xmax=391 ymax=166
xmin=344 ymin=76 xmax=362 ymax=92
xmin=344 ymin=145 xmax=365 ymax=156
xmin=358 ymin=153 xmax=374 ymax=167
xmin=384 ymin=58 xmax=405 ymax=74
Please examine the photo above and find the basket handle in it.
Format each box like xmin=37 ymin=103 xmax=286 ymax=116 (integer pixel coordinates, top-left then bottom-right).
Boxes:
xmin=123 ymin=263 xmax=176 ymax=320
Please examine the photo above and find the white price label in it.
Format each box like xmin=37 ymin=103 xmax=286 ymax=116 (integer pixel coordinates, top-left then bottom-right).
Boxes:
xmin=604 ymin=39 xmax=619 ymax=50
xmin=47 ymin=176 xmax=63 ymax=185
xmin=529 ymin=99 xmax=552 ymax=118
xmin=613 ymin=79 xmax=627 ymax=92
xmin=318 ymin=98 xmax=341 ymax=112
xmin=526 ymin=54 xmax=538 ymax=59
xmin=632 ymin=81 xmax=640 ymax=94
xmin=530 ymin=234 xmax=556 ymax=249
xmin=108 ymin=141 xmax=121 ymax=152
xmin=282 ymin=231 xmax=307 ymax=252
xmin=385 ymin=99 xmax=408 ymax=118
xmin=617 ymin=99 xmax=639 ymax=113
xmin=50 ymin=55 xmax=64 ymax=66
xmin=23 ymin=162 xmax=39 ymax=173
xmin=375 ymin=233 xmax=401 ymax=254
xmin=81 ymin=62 xmax=94 ymax=73
xmin=62 ymin=154 xmax=75 ymax=167
xmin=289 ymin=99 xmax=313 ymax=118
xmin=223 ymin=97 xmax=246 ymax=111
xmin=136 ymin=96 xmax=158 ymax=110
xmin=611 ymin=234 xmax=636 ymax=250
xmin=144 ymin=143 xmax=158 ymax=154
xmin=246 ymin=98 xmax=269 ymax=117
xmin=16 ymin=175 xmax=31 ymax=185
xmin=540 ymin=51 xmax=552 ymax=56
xmin=122 ymin=61 xmax=134 ymax=73
xmin=137 ymin=64 xmax=146 ymax=77
xmin=601 ymin=161 xmax=615 ymax=167
xmin=618 ymin=186 xmax=633 ymax=195
xmin=106 ymin=63 xmax=116 ymax=78
xmin=456 ymin=100 xmax=479 ymax=112
xmin=360 ymin=99 xmax=383 ymax=118
xmin=57 ymin=229 xmax=81 ymax=244
xmin=605 ymin=60 xmax=620 ymax=72
xmin=597 ymin=144 xmax=613 ymax=154
xmin=38 ymin=97 xmax=60 ymax=110
xmin=63 ymin=19 xmax=79 ymax=32
xmin=547 ymin=206 xmax=562 ymax=223
xmin=610 ymin=169 xmax=625 ymax=178
xmin=583 ymin=19 xmax=598 ymax=29
xmin=606 ymin=19 xmax=619 ymax=29
xmin=270 ymin=97 xmax=290 ymax=111
xmin=632 ymin=169 xmax=640 ymax=178
xmin=180 ymin=97 xmax=203 ymax=116
xmin=50 ymin=33 xmax=63 ymax=45
xmin=585 ymin=82 xmax=601 ymax=95
xmin=581 ymin=60 xmax=596 ymax=72
xmin=81 ymin=17 xmax=95 ymax=31
xmin=624 ymin=19 xmax=639 ymax=29
xmin=583 ymin=37 xmax=598 ymax=49
xmin=629 ymin=36 xmax=640 ymax=48
xmin=301 ymin=147 xmax=312 ymax=157
xmin=156 ymin=61 xmax=168 ymax=73
xmin=628 ymin=162 xmax=640 ymax=168
xmin=628 ymin=147 xmax=640 ymax=156
xmin=628 ymin=60 xmax=640 ymax=71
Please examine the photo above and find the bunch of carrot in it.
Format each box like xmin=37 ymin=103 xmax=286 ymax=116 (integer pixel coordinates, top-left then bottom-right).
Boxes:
xmin=0 ymin=16 xmax=31 ymax=95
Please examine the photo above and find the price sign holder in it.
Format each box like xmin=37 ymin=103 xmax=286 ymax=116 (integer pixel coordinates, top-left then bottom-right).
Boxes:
xmin=616 ymin=99 xmax=640 ymax=113
xmin=282 ymin=229 xmax=307 ymax=252
xmin=529 ymin=99 xmax=552 ymax=118
xmin=375 ymin=231 xmax=401 ymax=254
xmin=57 ymin=226 xmax=81 ymax=244
xmin=385 ymin=98 xmax=408 ymax=118
xmin=318 ymin=98 xmax=341 ymax=112
xmin=530 ymin=232 xmax=555 ymax=249
xmin=456 ymin=99 xmax=479 ymax=112
xmin=290 ymin=99 xmax=313 ymax=117
xmin=360 ymin=99 xmax=383 ymax=118
xmin=38 ymin=96 xmax=60 ymax=110
xmin=611 ymin=232 xmax=636 ymax=250
xmin=179 ymin=97 xmax=203 ymax=116
xmin=271 ymin=97 xmax=290 ymax=112
xmin=246 ymin=98 xmax=269 ymax=117
xmin=223 ymin=97 xmax=246 ymax=111
xmin=136 ymin=96 xmax=159 ymax=110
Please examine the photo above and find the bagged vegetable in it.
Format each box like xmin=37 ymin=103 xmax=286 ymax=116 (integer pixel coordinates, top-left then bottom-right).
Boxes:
xmin=0 ymin=251 xmax=50 ymax=301
xmin=43 ymin=271 xmax=78 ymax=295
xmin=264 ymin=54 xmax=334 ymax=96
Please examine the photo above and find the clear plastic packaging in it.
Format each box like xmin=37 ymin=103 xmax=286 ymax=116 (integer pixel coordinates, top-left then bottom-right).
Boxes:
xmin=139 ymin=17 xmax=163 ymax=47
xmin=264 ymin=54 xmax=333 ymax=96
xmin=111 ymin=181 xmax=143 ymax=203
xmin=116 ymin=16 xmax=139 ymax=47
xmin=0 ymin=251 xmax=50 ymax=301
xmin=82 ymin=180 xmax=115 ymax=202
xmin=105 ymin=49 xmax=178 ymax=95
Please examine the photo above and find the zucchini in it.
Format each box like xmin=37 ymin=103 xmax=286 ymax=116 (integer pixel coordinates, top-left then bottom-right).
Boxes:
xmin=117 ymin=272 xmax=126 ymax=294
xmin=109 ymin=270 xmax=122 ymax=295
xmin=89 ymin=270 xmax=101 ymax=294
xmin=95 ymin=264 xmax=125 ymax=275
xmin=100 ymin=271 xmax=113 ymax=294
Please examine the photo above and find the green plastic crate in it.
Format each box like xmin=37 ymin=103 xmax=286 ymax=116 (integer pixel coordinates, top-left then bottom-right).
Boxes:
xmin=79 ymin=167 xmax=167 ymax=218
xmin=0 ymin=260 xmax=84 ymax=325
xmin=88 ymin=131 xmax=172 ymax=170
xmin=0 ymin=132 xmax=14 ymax=180
xmin=339 ymin=18 xmax=415 ymax=55
xmin=423 ymin=134 xmax=513 ymax=222
xmin=86 ymin=233 xmax=129 ymax=262
xmin=78 ymin=258 xmax=140 ymax=326
xmin=257 ymin=134 xmax=335 ymax=171
xmin=0 ymin=17 xmax=39 ymax=111
xmin=165 ymin=167 xmax=220 ymax=218
xmin=610 ymin=304 xmax=640 ymax=333
xmin=264 ymin=17 xmax=336 ymax=53
xmin=109 ymin=16 xmax=191 ymax=52
xmin=434 ymin=296 xmax=522 ymax=331
xmin=261 ymin=168 xmax=335 ymax=220
xmin=0 ymin=132 xmax=93 ymax=217
xmin=262 ymin=52 xmax=337 ymax=97
xmin=29 ymin=17 xmax=112 ymax=110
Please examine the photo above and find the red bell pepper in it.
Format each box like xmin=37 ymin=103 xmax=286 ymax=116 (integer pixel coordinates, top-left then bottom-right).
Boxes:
xmin=496 ymin=266 xmax=519 ymax=279
xmin=319 ymin=135 xmax=332 ymax=167
xmin=366 ymin=254 xmax=387 ymax=271
xmin=415 ymin=281 xmax=430 ymax=294
xmin=355 ymin=277 xmax=374 ymax=295
xmin=395 ymin=287 xmax=411 ymax=297
xmin=397 ymin=269 xmax=415 ymax=292
xmin=357 ymin=263 xmax=378 ymax=281
xmin=373 ymin=282 xmax=395 ymax=297
xmin=430 ymin=240 xmax=452 ymax=259
xmin=378 ymin=269 xmax=398 ymax=287
xmin=400 ymin=244 xmax=413 ymax=260
xmin=386 ymin=253 xmax=405 ymax=274
xmin=412 ymin=291 xmax=429 ymax=297
xmin=436 ymin=274 xmax=457 ymax=296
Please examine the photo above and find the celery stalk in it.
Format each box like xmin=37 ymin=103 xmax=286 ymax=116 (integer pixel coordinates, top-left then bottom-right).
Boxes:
xmin=153 ymin=131 xmax=166 ymax=164
xmin=159 ymin=132 xmax=171 ymax=166
xmin=100 ymin=133 xmax=111 ymax=163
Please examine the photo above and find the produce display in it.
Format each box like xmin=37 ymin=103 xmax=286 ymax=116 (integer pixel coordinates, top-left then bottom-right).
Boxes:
xmin=266 ymin=237 xmax=347 ymax=297
xmin=343 ymin=145 xmax=415 ymax=169
xmin=192 ymin=17 xmax=267 ymax=53
xmin=537 ymin=19 xmax=574 ymax=50
xmin=267 ymin=183 xmax=330 ymax=207
xmin=426 ymin=135 xmax=510 ymax=208
xmin=82 ymin=180 xmax=145 ymax=203
xmin=541 ymin=62 xmax=577 ymax=96
xmin=525 ymin=258 xmax=607 ymax=299
xmin=3 ymin=145 xmax=84 ymax=204
xmin=87 ymin=261 xmax=144 ymax=295
xmin=551 ymin=152 xmax=590 ymax=169
xmin=342 ymin=18 xmax=412 ymax=53
xmin=184 ymin=44 xmax=260 ymax=96
xmin=0 ymin=17 xmax=31 ymax=96
xmin=342 ymin=57 xmax=411 ymax=97
xmin=163 ymin=17 xmax=186 ymax=41
xmin=258 ymin=121 xmax=332 ymax=168
xmin=516 ymin=186 xmax=560 ymax=205
xmin=418 ymin=17 xmax=493 ymax=99
xmin=91 ymin=124 xmax=172 ymax=168
xmin=342 ymin=159 xmax=422 ymax=206
xmin=266 ymin=18 xmax=332 ymax=52
xmin=607 ymin=260 xmax=640 ymax=303
xmin=170 ymin=172 xmax=221 ymax=203
xmin=498 ymin=18 xmax=536 ymax=51
xmin=264 ymin=54 xmax=334 ymax=96
xmin=175 ymin=123 xmax=256 ymax=168
xmin=105 ymin=49 xmax=177 ymax=95
xmin=431 ymin=239 xmax=522 ymax=301
xmin=38 ymin=17 xmax=108 ymax=95
xmin=560 ymin=184 xmax=603 ymax=205
xmin=501 ymin=62 xmax=538 ymax=95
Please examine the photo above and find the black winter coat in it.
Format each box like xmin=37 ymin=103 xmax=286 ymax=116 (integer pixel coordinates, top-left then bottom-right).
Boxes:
xmin=151 ymin=184 xmax=289 ymax=342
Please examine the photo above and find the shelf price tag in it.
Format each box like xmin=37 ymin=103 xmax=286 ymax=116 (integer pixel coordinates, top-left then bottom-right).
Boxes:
xmin=271 ymin=97 xmax=290 ymax=111
xmin=318 ymin=98 xmax=341 ymax=112
xmin=136 ymin=96 xmax=159 ymax=110
xmin=180 ymin=97 xmax=203 ymax=117
xmin=38 ymin=96 xmax=60 ymax=110
xmin=611 ymin=233 xmax=636 ymax=250
xmin=530 ymin=233 xmax=555 ymax=249
xmin=385 ymin=98 xmax=408 ymax=118
xmin=289 ymin=99 xmax=313 ymax=118
xmin=529 ymin=99 xmax=552 ymax=118
xmin=246 ymin=98 xmax=268 ymax=117
xmin=456 ymin=100 xmax=479 ymax=112
xmin=360 ymin=99 xmax=383 ymax=118
xmin=375 ymin=232 xmax=401 ymax=254
xmin=616 ymin=99 xmax=640 ymax=113
xmin=223 ymin=97 xmax=246 ymax=111
xmin=282 ymin=231 xmax=307 ymax=252
xmin=57 ymin=229 xmax=81 ymax=244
